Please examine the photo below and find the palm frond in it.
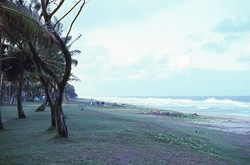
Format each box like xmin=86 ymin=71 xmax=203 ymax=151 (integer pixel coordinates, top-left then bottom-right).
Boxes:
xmin=70 ymin=49 xmax=81 ymax=56
xmin=0 ymin=56 xmax=16 ymax=62
xmin=71 ymin=58 xmax=78 ymax=67
xmin=0 ymin=1 xmax=56 ymax=44
xmin=69 ymin=74 xmax=81 ymax=82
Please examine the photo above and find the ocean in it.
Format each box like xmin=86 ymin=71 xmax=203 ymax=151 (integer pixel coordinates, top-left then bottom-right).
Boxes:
xmin=93 ymin=96 xmax=250 ymax=118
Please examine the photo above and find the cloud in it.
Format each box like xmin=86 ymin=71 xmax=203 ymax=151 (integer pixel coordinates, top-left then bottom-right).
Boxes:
xmin=236 ymin=44 xmax=250 ymax=63
xmin=201 ymin=42 xmax=228 ymax=53
xmin=213 ymin=17 xmax=250 ymax=33
xmin=236 ymin=56 xmax=250 ymax=63
xmin=224 ymin=35 xmax=243 ymax=42
xmin=244 ymin=44 xmax=250 ymax=54
xmin=75 ymin=0 xmax=183 ymax=31
xmin=169 ymin=55 xmax=191 ymax=69
xmin=127 ymin=70 xmax=146 ymax=80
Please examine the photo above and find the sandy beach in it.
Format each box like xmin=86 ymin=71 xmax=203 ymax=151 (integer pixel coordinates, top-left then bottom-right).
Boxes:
xmin=193 ymin=117 xmax=250 ymax=135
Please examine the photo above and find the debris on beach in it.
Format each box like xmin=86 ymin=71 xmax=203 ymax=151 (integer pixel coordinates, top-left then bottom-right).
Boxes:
xmin=139 ymin=110 xmax=199 ymax=118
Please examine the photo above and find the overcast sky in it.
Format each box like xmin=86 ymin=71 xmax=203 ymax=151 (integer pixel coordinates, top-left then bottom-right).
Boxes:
xmin=58 ymin=0 xmax=250 ymax=97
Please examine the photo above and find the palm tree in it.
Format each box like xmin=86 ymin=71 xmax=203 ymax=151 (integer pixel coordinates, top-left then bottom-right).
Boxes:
xmin=33 ymin=0 xmax=85 ymax=138
xmin=2 ymin=47 xmax=29 ymax=118
xmin=0 ymin=0 xmax=85 ymax=137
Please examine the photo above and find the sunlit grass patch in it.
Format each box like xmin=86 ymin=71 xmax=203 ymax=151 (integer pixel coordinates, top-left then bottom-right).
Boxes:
xmin=145 ymin=131 xmax=216 ymax=155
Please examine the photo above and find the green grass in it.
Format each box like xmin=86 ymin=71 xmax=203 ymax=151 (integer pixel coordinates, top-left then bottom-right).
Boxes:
xmin=144 ymin=131 xmax=215 ymax=154
xmin=0 ymin=100 xmax=249 ymax=164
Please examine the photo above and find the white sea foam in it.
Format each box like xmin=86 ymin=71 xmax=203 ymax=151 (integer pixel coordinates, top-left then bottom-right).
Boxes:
xmin=204 ymin=97 xmax=249 ymax=107
xmin=93 ymin=96 xmax=250 ymax=117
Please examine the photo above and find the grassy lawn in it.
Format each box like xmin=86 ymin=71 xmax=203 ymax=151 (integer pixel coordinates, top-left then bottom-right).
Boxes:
xmin=0 ymin=100 xmax=249 ymax=164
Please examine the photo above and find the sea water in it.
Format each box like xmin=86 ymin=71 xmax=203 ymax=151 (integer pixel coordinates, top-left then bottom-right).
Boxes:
xmin=94 ymin=96 xmax=250 ymax=118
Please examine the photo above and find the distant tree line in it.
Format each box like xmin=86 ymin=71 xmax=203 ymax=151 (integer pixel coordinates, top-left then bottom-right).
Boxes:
xmin=0 ymin=0 xmax=85 ymax=138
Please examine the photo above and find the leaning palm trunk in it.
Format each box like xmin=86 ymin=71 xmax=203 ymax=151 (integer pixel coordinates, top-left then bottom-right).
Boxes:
xmin=0 ymin=73 xmax=3 ymax=105
xmin=0 ymin=76 xmax=3 ymax=129
xmin=9 ymin=83 xmax=15 ymax=105
xmin=0 ymin=108 xmax=3 ymax=129
xmin=0 ymin=77 xmax=2 ymax=128
xmin=46 ymin=89 xmax=68 ymax=137
xmin=55 ymin=102 xmax=68 ymax=137
xmin=50 ymin=106 xmax=56 ymax=128
xmin=17 ymin=72 xmax=26 ymax=119
xmin=0 ymin=34 xmax=3 ymax=129
xmin=36 ymin=99 xmax=48 ymax=112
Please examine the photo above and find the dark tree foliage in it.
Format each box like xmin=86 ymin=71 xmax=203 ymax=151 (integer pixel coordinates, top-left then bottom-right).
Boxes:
xmin=65 ymin=84 xmax=78 ymax=99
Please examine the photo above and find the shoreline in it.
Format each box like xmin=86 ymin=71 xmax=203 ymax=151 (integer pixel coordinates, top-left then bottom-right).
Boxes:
xmin=76 ymin=98 xmax=250 ymax=135
xmin=83 ymin=96 xmax=250 ymax=117
xmin=193 ymin=117 xmax=250 ymax=135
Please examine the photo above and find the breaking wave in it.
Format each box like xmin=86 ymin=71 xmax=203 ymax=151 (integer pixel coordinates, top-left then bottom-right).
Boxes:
xmin=204 ymin=97 xmax=249 ymax=107
xmin=93 ymin=96 xmax=250 ymax=117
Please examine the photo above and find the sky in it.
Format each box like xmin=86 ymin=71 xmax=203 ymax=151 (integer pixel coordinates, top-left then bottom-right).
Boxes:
xmin=57 ymin=0 xmax=250 ymax=97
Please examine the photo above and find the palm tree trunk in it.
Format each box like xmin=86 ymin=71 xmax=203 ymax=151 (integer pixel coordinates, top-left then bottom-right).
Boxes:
xmin=0 ymin=34 xmax=3 ymax=129
xmin=0 ymin=108 xmax=3 ymax=129
xmin=55 ymin=103 xmax=68 ymax=138
xmin=47 ymin=90 xmax=56 ymax=128
xmin=51 ymin=107 xmax=56 ymax=128
xmin=36 ymin=99 xmax=47 ymax=112
xmin=17 ymin=72 xmax=26 ymax=119
xmin=9 ymin=83 xmax=15 ymax=105
xmin=0 ymin=73 xmax=3 ymax=105
xmin=0 ymin=74 xmax=3 ymax=130
xmin=0 ymin=74 xmax=3 ymax=129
